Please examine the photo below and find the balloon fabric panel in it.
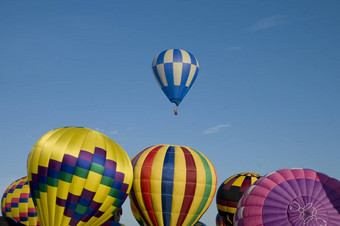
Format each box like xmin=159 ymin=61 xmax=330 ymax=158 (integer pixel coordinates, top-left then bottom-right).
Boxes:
xmin=130 ymin=145 xmax=217 ymax=226
xmin=27 ymin=127 xmax=133 ymax=226
xmin=140 ymin=146 xmax=160 ymax=225
xmin=186 ymin=148 xmax=215 ymax=226
xmin=1 ymin=177 xmax=40 ymax=226
xmin=162 ymin=146 xmax=175 ymax=226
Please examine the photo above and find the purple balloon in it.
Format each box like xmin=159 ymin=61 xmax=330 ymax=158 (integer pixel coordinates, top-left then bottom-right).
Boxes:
xmin=234 ymin=168 xmax=340 ymax=226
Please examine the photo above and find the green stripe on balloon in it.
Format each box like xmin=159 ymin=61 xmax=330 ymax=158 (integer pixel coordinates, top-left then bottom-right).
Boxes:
xmin=188 ymin=149 xmax=214 ymax=226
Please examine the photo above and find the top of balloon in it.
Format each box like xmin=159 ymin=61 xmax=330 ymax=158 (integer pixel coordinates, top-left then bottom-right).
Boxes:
xmin=152 ymin=49 xmax=199 ymax=109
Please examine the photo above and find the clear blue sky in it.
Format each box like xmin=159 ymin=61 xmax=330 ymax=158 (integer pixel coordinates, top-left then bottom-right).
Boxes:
xmin=1 ymin=1 xmax=340 ymax=225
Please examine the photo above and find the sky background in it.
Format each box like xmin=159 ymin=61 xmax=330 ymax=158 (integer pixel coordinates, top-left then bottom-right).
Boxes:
xmin=1 ymin=1 xmax=340 ymax=225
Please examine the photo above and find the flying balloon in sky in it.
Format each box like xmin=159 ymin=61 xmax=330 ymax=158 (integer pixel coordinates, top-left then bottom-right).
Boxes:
xmin=152 ymin=49 xmax=199 ymax=115
xmin=234 ymin=168 xmax=340 ymax=225
xmin=1 ymin=176 xmax=40 ymax=226
xmin=216 ymin=173 xmax=261 ymax=225
xmin=129 ymin=144 xmax=217 ymax=226
xmin=27 ymin=127 xmax=133 ymax=226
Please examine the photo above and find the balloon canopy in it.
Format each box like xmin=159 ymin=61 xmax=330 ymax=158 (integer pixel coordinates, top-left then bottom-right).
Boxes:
xmin=234 ymin=168 xmax=340 ymax=225
xmin=129 ymin=144 xmax=217 ymax=226
xmin=216 ymin=173 xmax=261 ymax=225
xmin=216 ymin=213 xmax=226 ymax=226
xmin=1 ymin=176 xmax=40 ymax=226
xmin=130 ymin=199 xmax=144 ymax=226
xmin=152 ymin=49 xmax=199 ymax=107
xmin=27 ymin=127 xmax=133 ymax=226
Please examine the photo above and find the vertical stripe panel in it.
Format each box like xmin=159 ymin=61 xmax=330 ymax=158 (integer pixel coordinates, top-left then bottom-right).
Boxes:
xmin=172 ymin=49 xmax=182 ymax=62
xmin=173 ymin=63 xmax=183 ymax=86
xmin=164 ymin=63 xmax=174 ymax=87
xmin=152 ymin=53 xmax=160 ymax=67
xmin=189 ymin=52 xmax=198 ymax=66
xmin=152 ymin=66 xmax=163 ymax=88
xmin=180 ymin=49 xmax=191 ymax=63
xmin=163 ymin=49 xmax=174 ymax=63
xmin=185 ymin=65 xmax=198 ymax=87
xmin=156 ymin=51 xmax=166 ymax=65
xmin=188 ymin=68 xmax=199 ymax=90
xmin=181 ymin=150 xmax=205 ymax=226
xmin=131 ymin=147 xmax=153 ymax=225
xmin=180 ymin=63 xmax=191 ymax=87
xmin=132 ymin=147 xmax=151 ymax=168
xmin=188 ymin=149 xmax=216 ymax=226
xmin=176 ymin=147 xmax=197 ymax=226
xmin=141 ymin=148 xmax=160 ymax=226
xmin=171 ymin=146 xmax=186 ymax=225
xmin=156 ymin=64 xmax=168 ymax=87
xmin=150 ymin=146 xmax=167 ymax=225
xmin=129 ymin=188 xmax=149 ymax=225
xmin=162 ymin=146 xmax=175 ymax=226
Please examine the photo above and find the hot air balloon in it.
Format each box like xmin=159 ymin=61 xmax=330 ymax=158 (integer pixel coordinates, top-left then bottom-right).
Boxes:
xmin=216 ymin=173 xmax=261 ymax=225
xmin=1 ymin=176 xmax=40 ymax=226
xmin=130 ymin=198 xmax=145 ymax=226
xmin=129 ymin=145 xmax=217 ymax=226
xmin=152 ymin=49 xmax=199 ymax=115
xmin=216 ymin=213 xmax=226 ymax=226
xmin=234 ymin=168 xmax=340 ymax=225
xmin=27 ymin=127 xmax=133 ymax=226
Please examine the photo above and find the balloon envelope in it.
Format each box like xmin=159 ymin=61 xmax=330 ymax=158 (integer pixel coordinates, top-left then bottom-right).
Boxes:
xmin=152 ymin=49 xmax=199 ymax=106
xmin=234 ymin=168 xmax=340 ymax=225
xmin=216 ymin=173 xmax=261 ymax=225
xmin=216 ymin=213 xmax=226 ymax=226
xmin=130 ymin=198 xmax=145 ymax=226
xmin=1 ymin=176 xmax=40 ymax=226
xmin=27 ymin=127 xmax=133 ymax=226
xmin=129 ymin=145 xmax=217 ymax=226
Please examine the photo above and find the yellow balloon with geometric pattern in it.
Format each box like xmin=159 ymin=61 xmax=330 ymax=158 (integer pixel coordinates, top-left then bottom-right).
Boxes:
xmin=1 ymin=176 xmax=40 ymax=226
xmin=27 ymin=127 xmax=133 ymax=226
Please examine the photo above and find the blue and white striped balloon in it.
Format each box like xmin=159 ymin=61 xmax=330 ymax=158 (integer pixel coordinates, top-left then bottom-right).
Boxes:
xmin=152 ymin=49 xmax=199 ymax=106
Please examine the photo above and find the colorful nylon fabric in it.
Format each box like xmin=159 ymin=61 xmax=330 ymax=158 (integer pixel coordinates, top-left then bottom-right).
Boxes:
xmin=1 ymin=176 xmax=40 ymax=226
xmin=27 ymin=127 xmax=133 ymax=226
xmin=216 ymin=173 xmax=261 ymax=225
xmin=234 ymin=168 xmax=340 ymax=225
xmin=152 ymin=49 xmax=199 ymax=106
xmin=129 ymin=145 xmax=217 ymax=226
xmin=216 ymin=213 xmax=226 ymax=226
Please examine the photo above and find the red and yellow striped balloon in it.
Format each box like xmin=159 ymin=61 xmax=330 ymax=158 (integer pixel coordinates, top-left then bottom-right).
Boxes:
xmin=129 ymin=145 xmax=217 ymax=226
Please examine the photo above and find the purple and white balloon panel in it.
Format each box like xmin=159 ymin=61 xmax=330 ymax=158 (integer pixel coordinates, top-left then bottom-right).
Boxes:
xmin=234 ymin=168 xmax=340 ymax=226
